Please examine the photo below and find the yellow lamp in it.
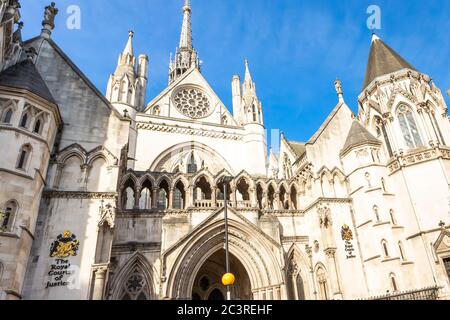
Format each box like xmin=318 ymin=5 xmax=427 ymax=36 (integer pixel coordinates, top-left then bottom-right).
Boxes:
xmin=222 ymin=273 xmax=235 ymax=286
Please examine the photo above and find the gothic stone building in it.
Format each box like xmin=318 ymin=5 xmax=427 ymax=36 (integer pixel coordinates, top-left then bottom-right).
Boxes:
xmin=1 ymin=1 xmax=450 ymax=300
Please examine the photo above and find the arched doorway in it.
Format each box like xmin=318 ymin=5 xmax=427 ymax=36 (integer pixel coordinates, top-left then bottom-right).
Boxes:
xmin=191 ymin=249 xmax=252 ymax=300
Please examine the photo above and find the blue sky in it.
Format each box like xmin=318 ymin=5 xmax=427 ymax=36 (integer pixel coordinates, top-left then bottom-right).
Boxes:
xmin=21 ymin=0 xmax=450 ymax=143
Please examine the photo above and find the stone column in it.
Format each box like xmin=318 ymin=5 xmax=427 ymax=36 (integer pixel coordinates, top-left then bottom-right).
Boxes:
xmin=324 ymin=248 xmax=343 ymax=299
xmin=230 ymin=185 xmax=237 ymax=208
xmin=134 ymin=187 xmax=140 ymax=209
xmin=250 ymin=187 xmax=257 ymax=208
xmin=168 ymin=189 xmax=174 ymax=209
xmin=152 ymin=187 xmax=158 ymax=209
xmin=92 ymin=266 xmax=108 ymax=300
xmin=187 ymin=183 xmax=194 ymax=208
xmin=212 ymin=187 xmax=217 ymax=207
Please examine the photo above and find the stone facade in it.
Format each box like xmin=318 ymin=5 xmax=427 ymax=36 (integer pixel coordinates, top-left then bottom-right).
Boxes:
xmin=0 ymin=1 xmax=450 ymax=300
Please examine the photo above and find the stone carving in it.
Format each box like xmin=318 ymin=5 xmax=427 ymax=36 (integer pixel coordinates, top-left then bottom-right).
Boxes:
xmin=49 ymin=230 xmax=80 ymax=258
xmin=99 ymin=203 xmax=116 ymax=229
xmin=173 ymin=87 xmax=211 ymax=119
xmin=318 ymin=205 xmax=332 ymax=229
xmin=42 ymin=2 xmax=58 ymax=28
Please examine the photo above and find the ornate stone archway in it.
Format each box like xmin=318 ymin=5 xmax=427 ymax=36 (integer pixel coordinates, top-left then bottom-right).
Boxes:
xmin=162 ymin=209 xmax=285 ymax=300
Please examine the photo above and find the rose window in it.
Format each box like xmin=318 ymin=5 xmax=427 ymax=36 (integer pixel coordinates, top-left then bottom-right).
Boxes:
xmin=173 ymin=88 xmax=211 ymax=119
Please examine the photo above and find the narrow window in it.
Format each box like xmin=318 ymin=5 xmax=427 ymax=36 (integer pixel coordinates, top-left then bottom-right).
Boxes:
xmin=1 ymin=201 xmax=17 ymax=232
xmin=397 ymin=105 xmax=423 ymax=149
xmin=390 ymin=209 xmax=397 ymax=225
xmin=33 ymin=119 xmax=42 ymax=134
xmin=382 ymin=240 xmax=389 ymax=257
xmin=390 ymin=274 xmax=398 ymax=292
xmin=2 ymin=109 xmax=12 ymax=123
xmin=429 ymin=112 xmax=446 ymax=146
xmin=20 ymin=113 xmax=29 ymax=128
xmin=17 ymin=145 xmax=31 ymax=170
xmin=398 ymin=241 xmax=406 ymax=261
xmin=444 ymin=258 xmax=450 ymax=281
xmin=373 ymin=206 xmax=380 ymax=222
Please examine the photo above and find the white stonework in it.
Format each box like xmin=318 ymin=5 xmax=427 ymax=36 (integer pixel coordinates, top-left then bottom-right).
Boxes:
xmin=0 ymin=1 xmax=449 ymax=300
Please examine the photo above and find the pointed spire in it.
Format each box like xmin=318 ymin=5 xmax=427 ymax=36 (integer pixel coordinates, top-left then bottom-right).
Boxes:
xmin=371 ymin=32 xmax=380 ymax=42
xmin=179 ymin=0 xmax=193 ymax=49
xmin=363 ymin=34 xmax=416 ymax=90
xmin=244 ymin=59 xmax=252 ymax=83
xmin=123 ymin=30 xmax=134 ymax=56
xmin=169 ymin=0 xmax=199 ymax=84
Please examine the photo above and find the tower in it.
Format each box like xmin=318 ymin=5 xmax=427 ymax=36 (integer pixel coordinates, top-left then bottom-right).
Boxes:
xmin=106 ymin=31 xmax=149 ymax=117
xmin=0 ymin=0 xmax=23 ymax=71
xmin=168 ymin=0 xmax=200 ymax=84
xmin=358 ymin=34 xmax=450 ymax=157
xmin=232 ymin=60 xmax=264 ymax=126
xmin=231 ymin=60 xmax=267 ymax=174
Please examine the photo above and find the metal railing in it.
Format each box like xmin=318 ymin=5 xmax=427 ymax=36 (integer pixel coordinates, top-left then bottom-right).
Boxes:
xmin=367 ymin=286 xmax=440 ymax=300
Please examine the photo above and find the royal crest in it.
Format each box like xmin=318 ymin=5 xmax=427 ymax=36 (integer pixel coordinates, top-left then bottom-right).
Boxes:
xmin=341 ymin=225 xmax=353 ymax=241
xmin=50 ymin=230 xmax=80 ymax=258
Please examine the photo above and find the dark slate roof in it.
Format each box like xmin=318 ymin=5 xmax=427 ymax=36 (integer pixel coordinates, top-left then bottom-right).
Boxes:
xmin=363 ymin=36 xmax=416 ymax=90
xmin=0 ymin=58 xmax=57 ymax=104
xmin=341 ymin=121 xmax=381 ymax=155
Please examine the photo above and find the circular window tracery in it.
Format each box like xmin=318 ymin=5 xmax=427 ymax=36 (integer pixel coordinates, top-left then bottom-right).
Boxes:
xmin=173 ymin=87 xmax=212 ymax=119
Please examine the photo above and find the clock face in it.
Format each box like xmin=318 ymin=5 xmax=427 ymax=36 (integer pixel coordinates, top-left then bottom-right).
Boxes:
xmin=173 ymin=87 xmax=212 ymax=119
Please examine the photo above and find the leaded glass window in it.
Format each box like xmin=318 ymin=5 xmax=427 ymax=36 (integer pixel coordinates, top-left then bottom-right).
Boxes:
xmin=397 ymin=105 xmax=423 ymax=149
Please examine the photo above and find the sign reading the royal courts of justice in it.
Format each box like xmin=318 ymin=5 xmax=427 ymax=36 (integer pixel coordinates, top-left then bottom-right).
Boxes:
xmin=46 ymin=230 xmax=80 ymax=289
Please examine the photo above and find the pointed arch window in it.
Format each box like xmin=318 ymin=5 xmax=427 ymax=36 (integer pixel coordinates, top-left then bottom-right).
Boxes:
xmin=429 ymin=110 xmax=446 ymax=146
xmin=2 ymin=108 xmax=13 ymax=124
xmin=373 ymin=205 xmax=380 ymax=222
xmin=1 ymin=200 xmax=17 ymax=232
xmin=381 ymin=239 xmax=390 ymax=258
xmin=173 ymin=181 xmax=186 ymax=209
xmin=252 ymin=104 xmax=257 ymax=122
xmin=16 ymin=144 xmax=32 ymax=170
xmin=376 ymin=118 xmax=393 ymax=158
xmin=19 ymin=112 xmax=29 ymax=128
xmin=397 ymin=105 xmax=423 ymax=149
xmin=316 ymin=267 xmax=329 ymax=300
xmin=389 ymin=209 xmax=397 ymax=225
xmin=139 ymin=181 xmax=152 ymax=210
xmin=390 ymin=273 xmax=399 ymax=292
xmin=120 ymin=270 xmax=149 ymax=301
xmin=398 ymin=241 xmax=406 ymax=261
xmin=187 ymin=152 xmax=198 ymax=174
xmin=33 ymin=116 xmax=45 ymax=135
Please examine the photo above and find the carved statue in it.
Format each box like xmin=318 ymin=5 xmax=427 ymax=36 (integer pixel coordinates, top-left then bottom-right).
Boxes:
xmin=42 ymin=2 xmax=58 ymax=28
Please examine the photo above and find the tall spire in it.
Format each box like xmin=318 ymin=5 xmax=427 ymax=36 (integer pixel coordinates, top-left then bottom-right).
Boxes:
xmin=363 ymin=34 xmax=416 ymax=90
xmin=169 ymin=0 xmax=200 ymax=84
xmin=114 ymin=30 xmax=136 ymax=77
xmin=244 ymin=59 xmax=252 ymax=83
xmin=123 ymin=30 xmax=134 ymax=57
xmin=179 ymin=0 xmax=192 ymax=49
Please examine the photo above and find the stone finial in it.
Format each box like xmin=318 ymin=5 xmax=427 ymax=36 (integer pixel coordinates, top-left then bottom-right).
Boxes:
xmin=41 ymin=2 xmax=59 ymax=39
xmin=439 ymin=221 xmax=446 ymax=229
xmin=334 ymin=79 xmax=344 ymax=102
